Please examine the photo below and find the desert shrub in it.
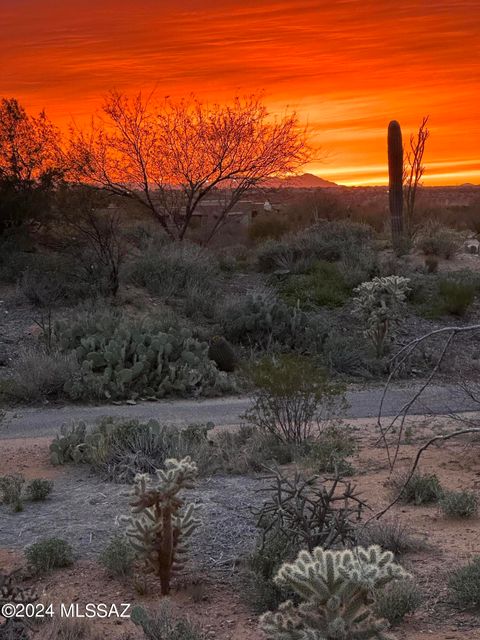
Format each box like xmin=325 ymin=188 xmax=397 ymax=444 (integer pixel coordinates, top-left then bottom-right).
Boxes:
xmin=6 ymin=347 xmax=79 ymax=403
xmin=53 ymin=311 xmax=232 ymax=401
xmin=17 ymin=252 xmax=107 ymax=306
xmin=449 ymin=557 xmax=480 ymax=609
xmin=50 ymin=419 xmax=214 ymax=482
xmin=244 ymin=355 xmax=345 ymax=444
xmin=0 ymin=474 xmax=24 ymax=512
xmin=38 ymin=618 xmax=103 ymax=640
xmin=248 ymin=215 xmax=290 ymax=243
xmin=256 ymin=220 xmax=375 ymax=273
xmin=356 ymin=519 xmax=425 ymax=555
xmin=99 ymin=534 xmax=135 ymax=577
xmin=416 ymin=223 xmax=461 ymax=259
xmin=260 ymin=546 xmax=410 ymax=639
xmin=126 ymin=241 xmax=219 ymax=313
xmin=131 ymin=604 xmax=206 ymax=640
xmin=374 ymin=579 xmax=421 ymax=625
xmin=214 ymin=426 xmax=294 ymax=474
xmin=439 ymin=490 xmax=478 ymax=518
xmin=424 ymin=254 xmax=439 ymax=273
xmin=243 ymin=533 xmax=299 ymax=613
xmin=436 ymin=279 xmax=476 ymax=316
xmin=25 ymin=538 xmax=73 ymax=575
xmin=390 ymin=471 xmax=443 ymax=505
xmin=352 ymin=276 xmax=410 ymax=357
xmin=219 ymin=291 xmax=326 ymax=353
xmin=338 ymin=248 xmax=378 ymax=288
xmin=306 ymin=424 xmax=356 ymax=475
xmin=278 ymin=260 xmax=351 ymax=309
xmin=27 ymin=478 xmax=53 ymax=501
xmin=321 ymin=331 xmax=384 ymax=378
xmin=410 ymin=272 xmax=480 ymax=318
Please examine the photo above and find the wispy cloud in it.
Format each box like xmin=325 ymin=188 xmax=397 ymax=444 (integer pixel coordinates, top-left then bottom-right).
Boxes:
xmin=1 ymin=0 xmax=479 ymax=184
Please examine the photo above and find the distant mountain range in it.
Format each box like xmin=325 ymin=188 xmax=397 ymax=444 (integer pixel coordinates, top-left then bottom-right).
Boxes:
xmin=264 ymin=173 xmax=338 ymax=188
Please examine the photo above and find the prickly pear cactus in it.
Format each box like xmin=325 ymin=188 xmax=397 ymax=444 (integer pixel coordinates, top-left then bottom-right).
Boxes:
xmin=121 ymin=457 xmax=200 ymax=595
xmin=55 ymin=314 xmax=232 ymax=401
xmin=260 ymin=545 xmax=410 ymax=640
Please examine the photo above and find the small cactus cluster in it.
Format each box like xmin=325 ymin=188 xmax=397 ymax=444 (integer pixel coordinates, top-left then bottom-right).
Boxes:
xmin=260 ymin=545 xmax=410 ymax=640
xmin=352 ymin=276 xmax=410 ymax=358
xmin=49 ymin=422 xmax=89 ymax=465
xmin=55 ymin=318 xmax=231 ymax=400
xmin=121 ymin=457 xmax=200 ymax=595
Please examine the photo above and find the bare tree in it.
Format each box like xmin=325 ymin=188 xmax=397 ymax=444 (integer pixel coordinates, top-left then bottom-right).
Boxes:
xmin=67 ymin=92 xmax=310 ymax=242
xmin=0 ymin=98 xmax=62 ymax=232
xmin=56 ymin=185 xmax=126 ymax=297
xmin=403 ymin=116 xmax=429 ymax=238
xmin=368 ymin=323 xmax=480 ymax=522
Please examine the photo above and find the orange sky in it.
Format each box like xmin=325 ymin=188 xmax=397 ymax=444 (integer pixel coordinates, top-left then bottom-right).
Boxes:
xmin=1 ymin=0 xmax=479 ymax=185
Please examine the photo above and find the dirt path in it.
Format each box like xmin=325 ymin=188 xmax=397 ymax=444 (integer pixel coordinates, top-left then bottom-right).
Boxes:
xmin=2 ymin=383 xmax=479 ymax=439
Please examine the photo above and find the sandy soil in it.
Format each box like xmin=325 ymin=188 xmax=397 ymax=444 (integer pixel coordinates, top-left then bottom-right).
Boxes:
xmin=1 ymin=418 xmax=480 ymax=639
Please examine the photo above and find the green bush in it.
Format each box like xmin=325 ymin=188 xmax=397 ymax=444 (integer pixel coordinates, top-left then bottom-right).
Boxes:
xmin=390 ymin=471 xmax=443 ymax=506
xmin=449 ymin=557 xmax=480 ymax=609
xmin=6 ymin=347 xmax=79 ymax=403
xmin=50 ymin=419 xmax=214 ymax=482
xmin=27 ymin=478 xmax=53 ymax=501
xmin=437 ymin=279 xmax=476 ymax=317
xmin=0 ymin=474 xmax=24 ymax=512
xmin=439 ymin=490 xmax=478 ymax=518
xmin=243 ymin=533 xmax=299 ymax=613
xmin=356 ymin=519 xmax=425 ymax=556
xmin=411 ymin=274 xmax=478 ymax=318
xmin=374 ymin=580 xmax=421 ymax=625
xmin=131 ymin=604 xmax=206 ymax=640
xmin=214 ymin=426 xmax=294 ymax=474
xmin=219 ymin=292 xmax=326 ymax=353
xmin=126 ymin=241 xmax=219 ymax=316
xmin=256 ymin=220 xmax=375 ymax=273
xmin=306 ymin=424 xmax=356 ymax=475
xmin=244 ymin=355 xmax=345 ymax=444
xmin=279 ymin=260 xmax=351 ymax=309
xmin=248 ymin=215 xmax=290 ymax=243
xmin=39 ymin=618 xmax=102 ymax=640
xmin=26 ymin=538 xmax=73 ymax=574
xmin=416 ymin=224 xmax=461 ymax=259
xmin=99 ymin=534 xmax=135 ymax=577
xmin=424 ymin=255 xmax=439 ymax=273
xmin=321 ymin=331 xmax=383 ymax=378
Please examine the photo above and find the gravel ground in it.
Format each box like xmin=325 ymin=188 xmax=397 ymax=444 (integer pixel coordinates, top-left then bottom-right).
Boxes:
xmin=0 ymin=467 xmax=265 ymax=575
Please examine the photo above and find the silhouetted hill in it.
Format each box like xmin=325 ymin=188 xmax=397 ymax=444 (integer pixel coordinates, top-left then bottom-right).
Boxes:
xmin=264 ymin=173 xmax=338 ymax=188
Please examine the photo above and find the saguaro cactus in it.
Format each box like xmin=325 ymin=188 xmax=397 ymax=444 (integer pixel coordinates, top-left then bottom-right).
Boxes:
xmin=121 ymin=456 xmax=200 ymax=595
xmin=260 ymin=545 xmax=410 ymax=640
xmin=388 ymin=120 xmax=404 ymax=252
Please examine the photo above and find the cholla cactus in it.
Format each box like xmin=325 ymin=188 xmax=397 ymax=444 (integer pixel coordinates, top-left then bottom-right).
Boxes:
xmin=352 ymin=276 xmax=410 ymax=357
xmin=121 ymin=456 xmax=200 ymax=595
xmin=260 ymin=545 xmax=410 ymax=640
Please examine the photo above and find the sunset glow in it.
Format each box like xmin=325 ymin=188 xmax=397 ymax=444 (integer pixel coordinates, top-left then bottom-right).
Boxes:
xmin=1 ymin=0 xmax=479 ymax=186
